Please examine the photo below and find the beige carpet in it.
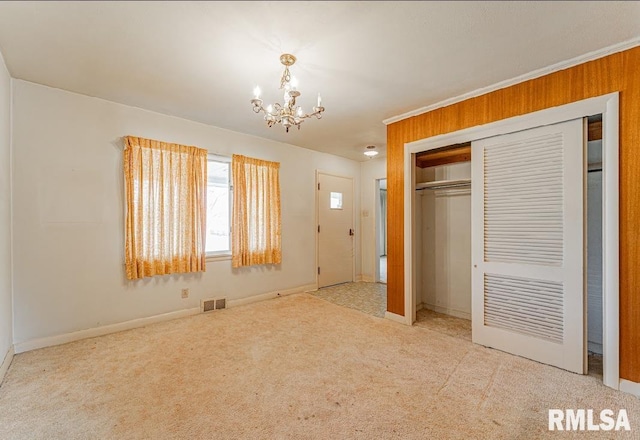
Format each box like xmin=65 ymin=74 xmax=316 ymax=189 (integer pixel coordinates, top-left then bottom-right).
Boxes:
xmin=415 ymin=308 xmax=473 ymax=342
xmin=1 ymin=293 xmax=638 ymax=439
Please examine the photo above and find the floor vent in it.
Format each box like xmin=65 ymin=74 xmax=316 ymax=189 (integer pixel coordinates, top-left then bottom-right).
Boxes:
xmin=201 ymin=297 xmax=227 ymax=313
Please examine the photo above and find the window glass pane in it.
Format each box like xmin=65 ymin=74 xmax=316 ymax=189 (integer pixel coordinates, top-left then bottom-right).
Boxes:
xmin=206 ymin=160 xmax=230 ymax=253
xmin=330 ymin=192 xmax=343 ymax=210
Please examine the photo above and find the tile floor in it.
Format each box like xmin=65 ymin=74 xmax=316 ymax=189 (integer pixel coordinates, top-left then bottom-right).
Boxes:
xmin=310 ymin=282 xmax=387 ymax=318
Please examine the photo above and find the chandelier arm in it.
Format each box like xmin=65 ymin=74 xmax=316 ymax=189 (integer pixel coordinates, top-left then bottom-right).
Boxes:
xmin=290 ymin=104 xmax=325 ymax=120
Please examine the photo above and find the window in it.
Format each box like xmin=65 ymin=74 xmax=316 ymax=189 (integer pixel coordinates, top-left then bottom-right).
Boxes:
xmin=330 ymin=192 xmax=343 ymax=210
xmin=206 ymin=156 xmax=232 ymax=256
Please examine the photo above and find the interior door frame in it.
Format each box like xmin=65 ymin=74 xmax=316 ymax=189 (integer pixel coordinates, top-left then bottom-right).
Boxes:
xmin=402 ymin=92 xmax=619 ymax=390
xmin=315 ymin=170 xmax=356 ymax=289
xmin=374 ymin=178 xmax=387 ymax=283
xmin=374 ymin=178 xmax=382 ymax=283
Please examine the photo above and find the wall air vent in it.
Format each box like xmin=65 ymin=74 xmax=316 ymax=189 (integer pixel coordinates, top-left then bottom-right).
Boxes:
xmin=201 ymin=297 xmax=227 ymax=313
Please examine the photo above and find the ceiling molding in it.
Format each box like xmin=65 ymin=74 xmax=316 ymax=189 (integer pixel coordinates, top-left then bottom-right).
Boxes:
xmin=383 ymin=36 xmax=640 ymax=126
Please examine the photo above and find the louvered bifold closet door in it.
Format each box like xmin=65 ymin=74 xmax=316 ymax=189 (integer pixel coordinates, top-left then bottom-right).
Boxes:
xmin=471 ymin=119 xmax=585 ymax=374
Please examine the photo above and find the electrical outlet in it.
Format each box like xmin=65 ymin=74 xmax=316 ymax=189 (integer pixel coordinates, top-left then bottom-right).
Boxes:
xmin=181 ymin=288 xmax=189 ymax=299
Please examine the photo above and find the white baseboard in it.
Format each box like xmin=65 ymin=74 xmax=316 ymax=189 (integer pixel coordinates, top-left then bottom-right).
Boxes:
xmin=14 ymin=307 xmax=201 ymax=354
xmin=227 ymin=283 xmax=316 ymax=308
xmin=361 ymin=275 xmax=376 ymax=283
xmin=422 ymin=303 xmax=471 ymax=320
xmin=14 ymin=283 xmax=316 ymax=354
xmin=385 ymin=311 xmax=410 ymax=325
xmin=619 ymin=379 xmax=640 ymax=398
xmin=0 ymin=345 xmax=14 ymax=386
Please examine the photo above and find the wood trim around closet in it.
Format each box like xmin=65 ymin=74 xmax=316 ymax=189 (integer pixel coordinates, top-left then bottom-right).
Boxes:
xmin=415 ymin=143 xmax=471 ymax=168
xmin=588 ymin=120 xmax=602 ymax=141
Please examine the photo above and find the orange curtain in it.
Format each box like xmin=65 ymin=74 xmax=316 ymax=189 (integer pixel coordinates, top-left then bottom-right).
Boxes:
xmin=232 ymin=154 xmax=281 ymax=268
xmin=124 ymin=136 xmax=208 ymax=280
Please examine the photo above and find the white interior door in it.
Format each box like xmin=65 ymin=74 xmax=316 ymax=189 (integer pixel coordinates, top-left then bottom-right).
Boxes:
xmin=318 ymin=173 xmax=354 ymax=288
xmin=471 ymin=119 xmax=585 ymax=374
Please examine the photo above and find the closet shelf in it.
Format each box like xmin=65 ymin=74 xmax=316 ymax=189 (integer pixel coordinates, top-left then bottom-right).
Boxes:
xmin=415 ymin=179 xmax=471 ymax=191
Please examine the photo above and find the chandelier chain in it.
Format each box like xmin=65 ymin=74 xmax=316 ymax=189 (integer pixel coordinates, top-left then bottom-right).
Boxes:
xmin=279 ymin=66 xmax=291 ymax=90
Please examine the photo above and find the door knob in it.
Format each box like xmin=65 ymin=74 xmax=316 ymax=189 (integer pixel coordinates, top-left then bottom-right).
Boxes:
xmin=349 ymin=229 xmax=355 ymax=236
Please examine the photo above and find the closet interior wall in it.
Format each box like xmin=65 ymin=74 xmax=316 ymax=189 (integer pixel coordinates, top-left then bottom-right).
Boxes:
xmin=416 ymin=161 xmax=471 ymax=319
xmin=587 ymin=139 xmax=603 ymax=355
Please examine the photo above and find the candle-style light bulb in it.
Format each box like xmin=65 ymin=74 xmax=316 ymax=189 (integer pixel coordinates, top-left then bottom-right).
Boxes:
xmin=297 ymin=107 xmax=303 ymax=117
xmin=253 ymin=86 xmax=261 ymax=99
xmin=290 ymin=76 xmax=298 ymax=91
xmin=267 ymin=104 xmax=273 ymax=114
xmin=317 ymin=93 xmax=322 ymax=107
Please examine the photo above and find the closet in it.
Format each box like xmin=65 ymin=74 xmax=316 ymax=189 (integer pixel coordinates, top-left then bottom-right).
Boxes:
xmin=586 ymin=118 xmax=603 ymax=357
xmin=415 ymin=144 xmax=471 ymax=321
xmin=413 ymin=116 xmax=604 ymax=372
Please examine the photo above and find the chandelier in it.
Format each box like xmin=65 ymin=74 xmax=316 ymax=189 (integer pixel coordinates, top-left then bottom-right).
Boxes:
xmin=251 ymin=53 xmax=325 ymax=132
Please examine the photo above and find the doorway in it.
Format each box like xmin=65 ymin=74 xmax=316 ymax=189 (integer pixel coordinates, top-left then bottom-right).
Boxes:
xmin=317 ymin=172 xmax=355 ymax=288
xmin=403 ymin=93 xmax=620 ymax=390
xmin=376 ymin=178 xmax=388 ymax=284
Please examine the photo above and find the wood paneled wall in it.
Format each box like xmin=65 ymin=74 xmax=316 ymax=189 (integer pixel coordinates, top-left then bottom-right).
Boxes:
xmin=386 ymin=46 xmax=640 ymax=382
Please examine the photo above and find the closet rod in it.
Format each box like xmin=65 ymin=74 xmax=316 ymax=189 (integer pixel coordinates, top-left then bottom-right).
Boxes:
xmin=415 ymin=179 xmax=471 ymax=191
xmin=588 ymin=162 xmax=602 ymax=173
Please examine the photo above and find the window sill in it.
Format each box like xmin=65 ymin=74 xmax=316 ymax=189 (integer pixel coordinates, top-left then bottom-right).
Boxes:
xmin=206 ymin=253 xmax=232 ymax=262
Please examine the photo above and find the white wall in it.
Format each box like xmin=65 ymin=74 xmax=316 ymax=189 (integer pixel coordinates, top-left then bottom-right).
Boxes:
xmin=360 ymin=156 xmax=386 ymax=282
xmin=417 ymin=162 xmax=471 ymax=319
xmin=11 ymin=80 xmax=361 ymax=345
xmin=0 ymin=50 xmax=13 ymax=368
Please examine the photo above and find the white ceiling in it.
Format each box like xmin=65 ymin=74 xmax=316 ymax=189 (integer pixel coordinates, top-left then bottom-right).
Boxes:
xmin=0 ymin=1 xmax=638 ymax=162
